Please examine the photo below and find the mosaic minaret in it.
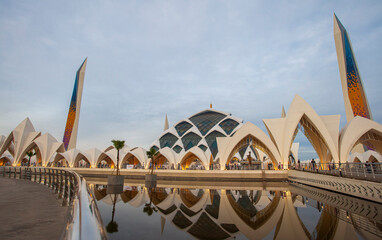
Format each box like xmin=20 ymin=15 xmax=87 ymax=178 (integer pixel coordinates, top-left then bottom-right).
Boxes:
xmin=63 ymin=58 xmax=87 ymax=150
xmin=334 ymin=14 xmax=372 ymax=122
xmin=334 ymin=14 xmax=372 ymax=153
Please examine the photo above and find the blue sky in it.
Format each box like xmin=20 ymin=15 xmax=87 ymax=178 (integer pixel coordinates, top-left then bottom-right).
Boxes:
xmin=0 ymin=1 xmax=381 ymax=160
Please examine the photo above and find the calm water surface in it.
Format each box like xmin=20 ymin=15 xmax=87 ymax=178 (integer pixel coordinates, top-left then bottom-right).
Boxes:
xmin=91 ymin=181 xmax=382 ymax=240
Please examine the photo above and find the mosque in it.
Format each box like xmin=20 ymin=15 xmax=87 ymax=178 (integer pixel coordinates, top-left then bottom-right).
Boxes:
xmin=0 ymin=14 xmax=381 ymax=170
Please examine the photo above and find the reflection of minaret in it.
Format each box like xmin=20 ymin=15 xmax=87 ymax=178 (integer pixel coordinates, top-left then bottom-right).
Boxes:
xmin=333 ymin=14 xmax=372 ymax=122
xmin=63 ymin=58 xmax=87 ymax=150
xmin=164 ymin=114 xmax=169 ymax=131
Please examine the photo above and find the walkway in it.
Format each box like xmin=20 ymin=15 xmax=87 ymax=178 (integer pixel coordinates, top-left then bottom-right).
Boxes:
xmin=0 ymin=177 xmax=68 ymax=240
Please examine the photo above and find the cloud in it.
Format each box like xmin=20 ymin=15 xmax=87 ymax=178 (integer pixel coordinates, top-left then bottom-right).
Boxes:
xmin=0 ymin=0 xmax=381 ymax=157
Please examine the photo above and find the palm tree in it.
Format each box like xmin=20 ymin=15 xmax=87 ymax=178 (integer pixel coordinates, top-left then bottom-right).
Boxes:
xmin=106 ymin=194 xmax=119 ymax=233
xmin=143 ymin=188 xmax=158 ymax=216
xmin=26 ymin=151 xmax=36 ymax=167
xmin=111 ymin=140 xmax=125 ymax=176
xmin=146 ymin=148 xmax=159 ymax=175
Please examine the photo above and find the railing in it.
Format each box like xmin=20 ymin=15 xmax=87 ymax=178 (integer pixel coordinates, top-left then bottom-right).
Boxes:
xmin=292 ymin=162 xmax=382 ymax=182
xmin=0 ymin=166 xmax=107 ymax=240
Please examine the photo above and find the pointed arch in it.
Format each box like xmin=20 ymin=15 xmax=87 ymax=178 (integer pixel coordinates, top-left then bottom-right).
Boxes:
xmin=179 ymin=146 xmax=209 ymax=170
xmin=217 ymin=122 xmax=281 ymax=170
xmin=73 ymin=152 xmax=91 ymax=168
xmin=263 ymin=95 xmax=340 ymax=166
xmin=52 ymin=153 xmax=70 ymax=167
xmin=120 ymin=152 xmax=142 ymax=168
xmin=340 ymin=116 xmax=382 ymax=163
xmin=0 ymin=118 xmax=41 ymax=166
xmin=96 ymin=152 xmax=116 ymax=168
xmin=0 ymin=155 xmax=13 ymax=166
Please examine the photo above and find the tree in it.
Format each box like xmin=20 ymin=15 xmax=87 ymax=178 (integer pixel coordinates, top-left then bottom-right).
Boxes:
xmin=26 ymin=150 xmax=36 ymax=167
xmin=143 ymin=188 xmax=158 ymax=216
xmin=106 ymin=194 xmax=119 ymax=233
xmin=146 ymin=148 xmax=159 ymax=175
xmin=111 ymin=140 xmax=125 ymax=176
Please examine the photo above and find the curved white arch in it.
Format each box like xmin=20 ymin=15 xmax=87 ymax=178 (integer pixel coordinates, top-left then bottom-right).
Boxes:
xmin=263 ymin=95 xmax=340 ymax=166
xmin=217 ymin=122 xmax=282 ymax=170
xmin=84 ymin=148 xmax=103 ymax=168
xmin=95 ymin=151 xmax=117 ymax=168
xmin=119 ymin=147 xmax=148 ymax=169
xmin=52 ymin=148 xmax=89 ymax=167
xmin=0 ymin=118 xmax=41 ymax=166
xmin=340 ymin=116 xmax=382 ymax=163
xmin=179 ymin=146 xmax=209 ymax=169
xmin=0 ymin=152 xmax=14 ymax=166
xmin=147 ymin=147 xmax=176 ymax=169
xmin=33 ymin=133 xmax=65 ymax=167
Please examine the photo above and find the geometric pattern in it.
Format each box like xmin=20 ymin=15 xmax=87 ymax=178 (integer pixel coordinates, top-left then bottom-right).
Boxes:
xmin=63 ymin=59 xmax=87 ymax=150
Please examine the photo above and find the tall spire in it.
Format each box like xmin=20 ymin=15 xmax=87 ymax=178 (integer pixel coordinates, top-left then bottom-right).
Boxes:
xmin=63 ymin=58 xmax=87 ymax=151
xmin=281 ymin=106 xmax=286 ymax=118
xmin=164 ymin=114 xmax=169 ymax=131
xmin=333 ymin=13 xmax=372 ymax=122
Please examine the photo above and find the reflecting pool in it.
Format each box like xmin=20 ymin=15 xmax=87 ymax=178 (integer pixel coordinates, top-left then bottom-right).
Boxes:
xmin=91 ymin=181 xmax=382 ymax=240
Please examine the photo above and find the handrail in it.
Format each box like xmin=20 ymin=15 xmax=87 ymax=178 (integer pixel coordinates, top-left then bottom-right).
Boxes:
xmin=292 ymin=162 xmax=382 ymax=182
xmin=0 ymin=166 xmax=107 ymax=240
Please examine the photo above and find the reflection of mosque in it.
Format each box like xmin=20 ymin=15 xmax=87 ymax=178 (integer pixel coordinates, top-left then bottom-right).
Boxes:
xmin=93 ymin=184 xmax=382 ymax=240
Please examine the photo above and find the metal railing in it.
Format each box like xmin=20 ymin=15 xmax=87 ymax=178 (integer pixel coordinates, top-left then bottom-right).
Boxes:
xmin=0 ymin=166 xmax=107 ymax=240
xmin=292 ymin=162 xmax=382 ymax=182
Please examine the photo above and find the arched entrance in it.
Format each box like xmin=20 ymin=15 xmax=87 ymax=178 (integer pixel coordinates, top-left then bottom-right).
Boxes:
xmin=74 ymin=157 xmax=91 ymax=168
xmin=0 ymin=157 xmax=12 ymax=166
xmin=357 ymin=130 xmax=382 ymax=155
xmin=226 ymin=135 xmax=278 ymax=170
xmin=369 ymin=155 xmax=379 ymax=163
xmin=154 ymin=154 xmax=171 ymax=170
xmin=121 ymin=153 xmax=142 ymax=169
xmin=52 ymin=158 xmax=69 ymax=167
xmin=97 ymin=156 xmax=115 ymax=168
xmin=17 ymin=144 xmax=42 ymax=167
xmin=289 ymin=115 xmax=335 ymax=169
xmin=180 ymin=153 xmax=205 ymax=170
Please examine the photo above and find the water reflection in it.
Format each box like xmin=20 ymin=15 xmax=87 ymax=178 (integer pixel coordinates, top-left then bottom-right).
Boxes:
xmin=93 ymin=183 xmax=382 ymax=240
xmin=106 ymin=194 xmax=118 ymax=233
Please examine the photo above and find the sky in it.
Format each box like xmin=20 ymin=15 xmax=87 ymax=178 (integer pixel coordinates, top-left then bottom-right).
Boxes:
xmin=0 ymin=1 xmax=381 ymax=160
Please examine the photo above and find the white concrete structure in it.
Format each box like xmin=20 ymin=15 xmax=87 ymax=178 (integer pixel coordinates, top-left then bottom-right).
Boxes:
xmin=217 ymin=122 xmax=282 ymax=170
xmin=263 ymin=95 xmax=340 ymax=166
xmin=34 ymin=133 xmax=65 ymax=167
xmin=1 ymin=95 xmax=382 ymax=169
xmin=339 ymin=116 xmax=382 ymax=163
xmin=0 ymin=118 xmax=41 ymax=166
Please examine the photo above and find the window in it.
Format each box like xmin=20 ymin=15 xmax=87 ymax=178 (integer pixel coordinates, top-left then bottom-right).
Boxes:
xmin=189 ymin=110 xmax=226 ymax=136
xmin=205 ymin=131 xmax=225 ymax=158
xmin=219 ymin=119 xmax=239 ymax=135
xmin=159 ymin=133 xmax=178 ymax=149
xmin=198 ymin=144 xmax=208 ymax=152
xmin=181 ymin=132 xmax=202 ymax=151
xmin=173 ymin=145 xmax=183 ymax=154
xmin=175 ymin=121 xmax=193 ymax=137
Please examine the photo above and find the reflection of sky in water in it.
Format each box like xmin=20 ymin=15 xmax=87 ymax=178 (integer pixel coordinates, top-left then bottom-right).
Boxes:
xmin=94 ymin=185 xmax=381 ymax=240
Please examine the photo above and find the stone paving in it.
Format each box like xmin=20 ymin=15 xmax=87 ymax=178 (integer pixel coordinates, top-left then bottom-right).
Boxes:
xmin=0 ymin=177 xmax=68 ymax=240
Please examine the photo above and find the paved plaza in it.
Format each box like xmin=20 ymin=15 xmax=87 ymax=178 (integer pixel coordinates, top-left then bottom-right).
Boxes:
xmin=0 ymin=178 xmax=67 ymax=240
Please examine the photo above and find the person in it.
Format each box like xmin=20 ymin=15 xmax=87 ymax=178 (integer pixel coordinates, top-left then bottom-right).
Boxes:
xmin=365 ymin=161 xmax=371 ymax=173
xmin=278 ymin=162 xmax=281 ymax=170
xmin=311 ymin=159 xmax=315 ymax=171
xmin=298 ymin=159 xmax=300 ymax=170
